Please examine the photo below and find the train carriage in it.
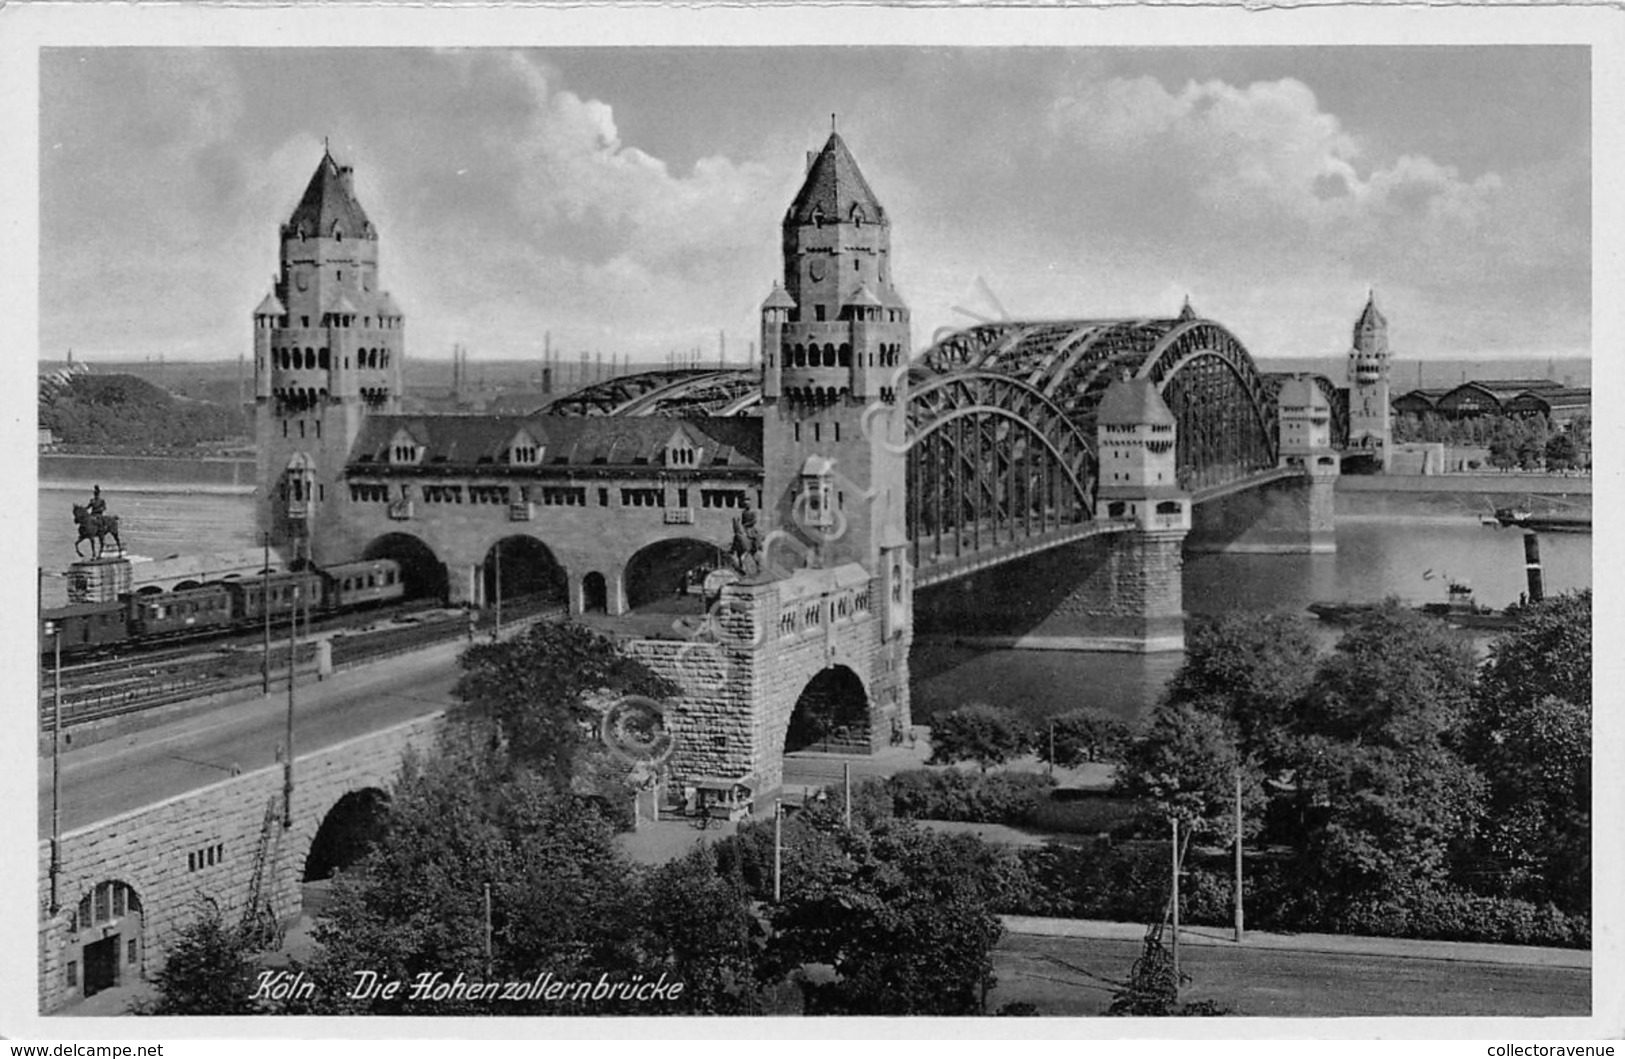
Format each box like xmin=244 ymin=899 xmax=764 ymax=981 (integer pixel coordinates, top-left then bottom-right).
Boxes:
xmin=40 ymin=601 xmax=130 ymax=655
xmin=224 ymin=570 xmax=325 ymax=624
xmin=322 ymin=559 xmax=405 ymax=611
xmin=126 ymin=583 xmax=234 ymax=640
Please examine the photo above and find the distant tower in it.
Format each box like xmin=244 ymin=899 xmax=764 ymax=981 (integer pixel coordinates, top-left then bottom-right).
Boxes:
xmin=254 ymin=147 xmax=405 ymax=563
xmin=1347 ymin=292 xmax=1392 ymax=470
xmin=760 ymin=128 xmax=911 ymax=578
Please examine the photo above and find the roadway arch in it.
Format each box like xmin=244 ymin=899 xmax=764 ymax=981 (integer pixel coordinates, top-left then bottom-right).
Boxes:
xmin=363 ymin=532 xmax=448 ymax=601
xmin=784 ymin=665 xmax=870 ymax=754
xmin=624 ymin=537 xmax=729 ymax=610
xmin=481 ymin=535 xmax=567 ymax=606
xmin=303 ymin=787 xmax=391 ymax=883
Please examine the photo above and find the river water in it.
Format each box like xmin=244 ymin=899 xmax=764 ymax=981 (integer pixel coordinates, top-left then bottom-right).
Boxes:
xmin=37 ymin=479 xmax=1590 ymax=725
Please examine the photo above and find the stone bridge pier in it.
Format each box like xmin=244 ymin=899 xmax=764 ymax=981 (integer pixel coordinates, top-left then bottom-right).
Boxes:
xmin=1188 ymin=464 xmax=1338 ymax=556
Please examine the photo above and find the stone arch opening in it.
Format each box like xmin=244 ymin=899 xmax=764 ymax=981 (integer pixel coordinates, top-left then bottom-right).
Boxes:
xmin=582 ymin=572 xmax=608 ymax=613
xmin=304 ymin=787 xmax=391 ymax=883
xmin=363 ymin=533 xmax=448 ymax=601
xmin=69 ymin=879 xmax=144 ymax=999
xmin=624 ymin=537 xmax=728 ymax=611
xmin=482 ymin=536 xmax=567 ymax=606
xmin=784 ymin=665 xmax=870 ymax=754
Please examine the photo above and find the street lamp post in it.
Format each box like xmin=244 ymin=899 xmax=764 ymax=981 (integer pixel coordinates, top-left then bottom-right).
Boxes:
xmin=1234 ymin=769 xmax=1245 ymax=943
xmin=261 ymin=533 xmax=271 ymax=695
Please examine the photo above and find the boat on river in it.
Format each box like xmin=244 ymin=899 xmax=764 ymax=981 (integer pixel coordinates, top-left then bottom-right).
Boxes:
xmin=1309 ymin=580 xmax=1521 ymax=631
xmin=1486 ymin=507 xmax=1591 ymax=533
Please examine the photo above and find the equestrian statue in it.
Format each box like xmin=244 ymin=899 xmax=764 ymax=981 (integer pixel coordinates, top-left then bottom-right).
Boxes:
xmin=72 ymin=485 xmax=122 ymax=559
xmin=729 ymin=499 xmax=763 ymax=577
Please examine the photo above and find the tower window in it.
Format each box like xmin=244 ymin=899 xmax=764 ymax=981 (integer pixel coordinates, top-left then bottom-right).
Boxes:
xmin=814 ymin=305 xmax=826 ymax=322
xmin=814 ymin=423 xmax=822 ymax=443
xmin=835 ymin=423 xmax=841 ymax=442
xmin=302 ymin=316 xmax=310 ymax=328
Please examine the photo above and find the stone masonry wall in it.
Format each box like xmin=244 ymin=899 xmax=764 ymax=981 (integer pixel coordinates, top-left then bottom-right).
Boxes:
xmin=39 ymin=713 xmax=445 ymax=1014
xmin=327 ymin=482 xmax=755 ymax=611
xmin=625 ymin=570 xmax=906 ymax=800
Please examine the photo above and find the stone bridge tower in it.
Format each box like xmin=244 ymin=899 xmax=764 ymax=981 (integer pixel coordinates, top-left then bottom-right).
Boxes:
xmin=631 ymin=129 xmax=916 ymax=800
xmin=1347 ymin=291 xmax=1393 ymax=470
xmin=253 ymin=148 xmax=406 ymax=564
xmin=760 ymin=127 xmax=912 ymax=581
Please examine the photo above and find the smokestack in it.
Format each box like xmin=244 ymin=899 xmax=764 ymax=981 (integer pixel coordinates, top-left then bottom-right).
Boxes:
xmin=1523 ymin=532 xmax=1545 ymax=603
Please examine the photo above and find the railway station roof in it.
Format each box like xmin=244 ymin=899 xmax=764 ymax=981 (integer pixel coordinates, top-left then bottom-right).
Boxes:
xmin=346 ymin=413 xmax=763 ymax=471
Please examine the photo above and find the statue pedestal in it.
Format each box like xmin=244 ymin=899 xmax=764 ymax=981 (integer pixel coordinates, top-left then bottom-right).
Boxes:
xmin=67 ymin=557 xmax=132 ymax=604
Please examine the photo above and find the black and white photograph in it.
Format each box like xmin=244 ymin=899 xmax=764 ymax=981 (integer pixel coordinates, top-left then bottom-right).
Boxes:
xmin=2 ymin=3 xmax=1615 ymax=1044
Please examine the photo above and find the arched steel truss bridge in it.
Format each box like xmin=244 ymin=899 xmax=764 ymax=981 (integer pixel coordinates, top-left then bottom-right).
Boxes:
xmin=540 ymin=316 xmax=1347 ymax=584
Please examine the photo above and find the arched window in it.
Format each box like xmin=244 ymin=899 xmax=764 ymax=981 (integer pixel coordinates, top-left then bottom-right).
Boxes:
xmin=318 ymin=348 xmax=330 ymax=369
xmin=838 ymin=343 xmax=852 ymax=367
xmin=824 ymin=344 xmax=837 ymax=367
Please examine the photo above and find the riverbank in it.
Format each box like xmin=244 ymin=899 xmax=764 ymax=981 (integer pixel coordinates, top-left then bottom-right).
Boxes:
xmin=40 ymin=480 xmax=256 ymax=496
xmin=39 ymin=452 xmax=256 ymax=490
xmin=1338 ymin=472 xmax=1591 ymax=496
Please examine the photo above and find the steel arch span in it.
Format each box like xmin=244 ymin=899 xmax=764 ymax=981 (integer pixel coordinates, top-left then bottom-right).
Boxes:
xmin=902 ymin=369 xmax=1099 ymax=570
xmin=915 ymin=314 xmax=1287 ymax=493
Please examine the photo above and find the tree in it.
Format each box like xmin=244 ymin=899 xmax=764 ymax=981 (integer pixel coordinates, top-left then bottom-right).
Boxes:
xmin=1035 ymin=707 xmax=1135 ymax=769
xmin=1301 ymin=604 xmax=1477 ymax=746
xmin=1163 ymin=612 xmax=1317 ymax=769
xmin=1544 ymin=431 xmax=1579 ymax=471
xmin=1476 ymin=590 xmax=1591 ymax=721
xmin=1287 ymin=607 xmax=1485 ymax=903
xmin=763 ymin=820 xmax=1006 ymax=1015
xmin=132 ymin=899 xmax=264 ymax=1015
xmin=305 ymin=743 xmax=650 ymax=1015
xmin=1466 ymin=592 xmax=1592 ymax=910
xmin=455 ymin=621 xmax=680 ymax=786
xmin=927 ymin=702 xmax=1031 ymax=771
xmin=627 ymin=845 xmax=767 ymax=1014
xmin=1116 ymin=703 xmax=1257 ymax=835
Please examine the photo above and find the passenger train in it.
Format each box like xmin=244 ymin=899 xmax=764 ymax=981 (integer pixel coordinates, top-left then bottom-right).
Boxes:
xmin=39 ymin=558 xmax=406 ymax=659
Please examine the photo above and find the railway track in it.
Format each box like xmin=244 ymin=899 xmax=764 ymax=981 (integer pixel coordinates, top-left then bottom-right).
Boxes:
xmin=39 ymin=596 xmax=567 ymax=732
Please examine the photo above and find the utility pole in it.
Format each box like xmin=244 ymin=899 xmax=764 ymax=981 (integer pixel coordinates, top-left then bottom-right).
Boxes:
xmin=1048 ymin=720 xmax=1056 ymax=779
xmin=46 ymin=584 xmax=62 ymax=915
xmin=493 ymin=544 xmax=502 ymax=640
xmin=261 ymin=533 xmax=271 ymax=694
xmin=773 ymin=798 xmax=783 ymax=901
xmin=1171 ymin=817 xmax=1181 ymax=1003
xmin=283 ymin=583 xmax=297 ymax=828
xmin=483 ymin=882 xmax=494 ymax=977
xmin=843 ymin=762 xmax=851 ymax=827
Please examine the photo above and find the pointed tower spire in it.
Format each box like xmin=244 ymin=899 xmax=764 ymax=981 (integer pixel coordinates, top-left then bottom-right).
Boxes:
xmin=284 ymin=149 xmax=374 ymax=241
xmin=786 ymin=130 xmax=886 ymax=228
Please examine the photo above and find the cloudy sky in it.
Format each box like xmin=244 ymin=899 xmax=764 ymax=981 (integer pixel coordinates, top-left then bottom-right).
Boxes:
xmin=39 ymin=46 xmax=1590 ymax=366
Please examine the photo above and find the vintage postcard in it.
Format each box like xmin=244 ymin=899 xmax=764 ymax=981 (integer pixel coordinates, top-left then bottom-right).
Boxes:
xmin=1 ymin=2 xmax=1615 ymax=1047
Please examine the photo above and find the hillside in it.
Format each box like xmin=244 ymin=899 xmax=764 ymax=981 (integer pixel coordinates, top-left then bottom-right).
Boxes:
xmin=40 ymin=373 xmax=250 ymax=452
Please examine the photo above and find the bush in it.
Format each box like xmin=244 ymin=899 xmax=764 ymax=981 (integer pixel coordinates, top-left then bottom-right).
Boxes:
xmin=885 ymin=768 xmax=1054 ymax=827
xmin=1245 ymin=862 xmax=1590 ymax=949
xmin=1037 ymin=708 xmax=1136 ymax=768
xmin=927 ymin=703 xmax=1032 ymax=770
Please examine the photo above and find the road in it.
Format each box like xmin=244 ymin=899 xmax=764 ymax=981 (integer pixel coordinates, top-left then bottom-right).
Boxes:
xmin=39 ymin=641 xmax=465 ymax=836
xmin=992 ymin=933 xmax=1591 ymax=1017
